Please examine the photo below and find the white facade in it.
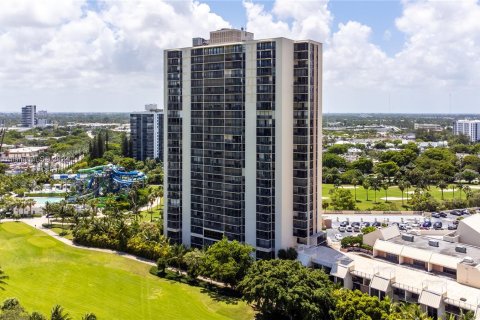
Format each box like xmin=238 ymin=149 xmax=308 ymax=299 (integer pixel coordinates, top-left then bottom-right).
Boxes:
xmin=453 ymin=120 xmax=480 ymax=142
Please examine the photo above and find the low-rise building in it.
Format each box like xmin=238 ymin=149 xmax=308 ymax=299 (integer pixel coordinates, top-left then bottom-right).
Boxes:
xmin=0 ymin=146 xmax=49 ymax=162
xmin=303 ymin=220 xmax=480 ymax=319
xmin=414 ymin=123 xmax=443 ymax=131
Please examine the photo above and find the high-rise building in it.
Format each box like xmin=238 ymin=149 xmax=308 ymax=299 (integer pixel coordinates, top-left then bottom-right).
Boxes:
xmin=453 ymin=120 xmax=480 ymax=142
xmin=21 ymin=105 xmax=36 ymax=127
xmin=130 ymin=104 xmax=164 ymax=162
xmin=164 ymin=29 xmax=322 ymax=259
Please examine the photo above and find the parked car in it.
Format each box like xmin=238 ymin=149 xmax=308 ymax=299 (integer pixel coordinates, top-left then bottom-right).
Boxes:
xmin=346 ymin=226 xmax=353 ymax=232
xmin=351 ymin=222 xmax=361 ymax=227
xmin=399 ymin=224 xmax=407 ymax=231
xmin=339 ymin=226 xmax=346 ymax=232
xmin=335 ymin=234 xmax=343 ymax=241
xmin=448 ymin=224 xmax=458 ymax=230
xmin=451 ymin=210 xmax=461 ymax=216
xmin=411 ymin=223 xmax=420 ymax=228
xmin=433 ymin=222 xmax=443 ymax=230
xmin=439 ymin=212 xmax=448 ymax=218
xmin=340 ymin=221 xmax=349 ymax=227
xmin=372 ymin=222 xmax=381 ymax=227
xmin=362 ymin=222 xmax=371 ymax=227
xmin=353 ymin=226 xmax=361 ymax=232
xmin=422 ymin=221 xmax=432 ymax=228
xmin=431 ymin=212 xmax=441 ymax=218
xmin=453 ymin=220 xmax=460 ymax=225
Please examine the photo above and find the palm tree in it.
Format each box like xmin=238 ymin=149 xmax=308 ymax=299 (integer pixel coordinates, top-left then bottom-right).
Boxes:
xmin=464 ymin=185 xmax=472 ymax=200
xmin=405 ymin=180 xmax=412 ymax=201
xmin=382 ymin=181 xmax=389 ymax=203
xmin=0 ymin=266 xmax=8 ymax=290
xmin=371 ymin=176 xmax=381 ymax=203
xmin=398 ymin=180 xmax=406 ymax=206
xmin=26 ymin=198 xmax=36 ymax=216
xmin=458 ymin=183 xmax=464 ymax=200
xmin=81 ymin=313 xmax=97 ymax=320
xmin=437 ymin=180 xmax=448 ymax=200
xmin=351 ymin=178 xmax=359 ymax=202
xmin=451 ymin=184 xmax=456 ymax=199
xmin=50 ymin=305 xmax=71 ymax=320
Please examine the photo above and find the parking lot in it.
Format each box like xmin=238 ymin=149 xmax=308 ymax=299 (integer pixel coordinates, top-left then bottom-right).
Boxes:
xmin=325 ymin=208 xmax=480 ymax=242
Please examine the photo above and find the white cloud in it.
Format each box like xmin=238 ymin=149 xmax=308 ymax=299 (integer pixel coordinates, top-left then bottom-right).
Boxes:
xmin=244 ymin=0 xmax=331 ymax=42
xmin=2 ymin=0 xmax=480 ymax=112
xmin=0 ymin=0 xmax=230 ymax=110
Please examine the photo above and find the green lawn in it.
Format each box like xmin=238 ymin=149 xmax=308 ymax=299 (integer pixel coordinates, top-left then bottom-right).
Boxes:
xmin=0 ymin=222 xmax=254 ymax=320
xmin=322 ymin=184 xmax=478 ymax=210
xmin=140 ymin=200 xmax=163 ymax=223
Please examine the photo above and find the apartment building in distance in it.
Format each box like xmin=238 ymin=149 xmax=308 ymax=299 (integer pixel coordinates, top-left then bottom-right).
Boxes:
xmin=21 ymin=105 xmax=36 ymax=127
xmin=453 ymin=119 xmax=480 ymax=142
xmin=164 ymin=28 xmax=322 ymax=259
xmin=130 ymin=104 xmax=164 ymax=162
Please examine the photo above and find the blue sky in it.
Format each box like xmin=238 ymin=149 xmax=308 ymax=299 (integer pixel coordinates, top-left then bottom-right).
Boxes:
xmin=0 ymin=0 xmax=480 ymax=114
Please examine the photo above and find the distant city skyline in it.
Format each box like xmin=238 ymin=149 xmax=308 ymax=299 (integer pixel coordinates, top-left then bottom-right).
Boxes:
xmin=1 ymin=0 xmax=480 ymax=113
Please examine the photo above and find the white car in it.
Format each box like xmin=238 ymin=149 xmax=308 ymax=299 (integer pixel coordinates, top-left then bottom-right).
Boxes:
xmin=335 ymin=234 xmax=343 ymax=241
xmin=346 ymin=226 xmax=353 ymax=232
xmin=338 ymin=226 xmax=346 ymax=232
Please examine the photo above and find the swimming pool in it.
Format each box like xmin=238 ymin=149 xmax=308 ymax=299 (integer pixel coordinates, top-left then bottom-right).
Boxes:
xmin=26 ymin=197 xmax=65 ymax=206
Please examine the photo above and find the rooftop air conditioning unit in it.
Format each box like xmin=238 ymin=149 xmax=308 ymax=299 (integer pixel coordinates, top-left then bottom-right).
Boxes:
xmin=428 ymin=240 xmax=439 ymax=247
xmin=456 ymin=246 xmax=467 ymax=253
xmin=402 ymin=234 xmax=415 ymax=242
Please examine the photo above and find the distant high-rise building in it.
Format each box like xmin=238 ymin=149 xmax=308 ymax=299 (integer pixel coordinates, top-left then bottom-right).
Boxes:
xmin=164 ymin=29 xmax=323 ymax=258
xmin=21 ymin=105 xmax=36 ymax=127
xmin=36 ymin=110 xmax=52 ymax=127
xmin=453 ymin=120 xmax=480 ymax=142
xmin=130 ymin=105 xmax=164 ymax=162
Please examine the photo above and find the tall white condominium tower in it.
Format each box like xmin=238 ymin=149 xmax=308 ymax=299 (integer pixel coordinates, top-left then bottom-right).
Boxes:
xmin=164 ymin=28 xmax=322 ymax=259
xmin=21 ymin=105 xmax=36 ymax=127
xmin=453 ymin=120 xmax=480 ymax=142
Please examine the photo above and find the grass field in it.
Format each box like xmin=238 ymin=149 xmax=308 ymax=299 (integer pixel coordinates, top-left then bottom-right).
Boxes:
xmin=0 ymin=222 xmax=254 ymax=320
xmin=322 ymin=184 xmax=479 ymax=210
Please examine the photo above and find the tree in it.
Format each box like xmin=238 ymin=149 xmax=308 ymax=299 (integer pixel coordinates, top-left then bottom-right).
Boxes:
xmin=50 ymin=305 xmax=71 ymax=320
xmin=121 ymin=134 xmax=130 ymax=157
xmin=0 ymin=267 xmax=8 ymax=290
xmin=398 ymin=180 xmax=406 ymax=206
xmin=331 ymin=289 xmax=428 ymax=320
xmin=362 ymin=178 xmax=371 ymax=202
xmin=409 ymin=190 xmax=440 ymax=212
xmin=203 ymin=237 xmax=254 ymax=288
xmin=461 ymin=169 xmax=479 ymax=184
xmin=437 ymin=180 xmax=448 ymax=200
xmin=183 ymin=249 xmax=205 ymax=280
xmin=323 ymin=153 xmax=347 ymax=169
xmin=329 ymin=188 xmax=356 ymax=210
xmin=81 ymin=313 xmax=97 ymax=320
xmin=351 ymin=157 xmax=374 ymax=174
xmin=239 ymin=259 xmax=335 ymax=320
xmin=351 ymin=178 xmax=359 ymax=202
xmin=277 ymin=247 xmax=298 ymax=260
xmin=374 ymin=161 xmax=400 ymax=183
xmin=382 ymin=181 xmax=390 ymax=203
